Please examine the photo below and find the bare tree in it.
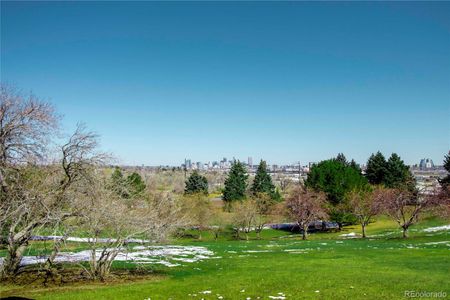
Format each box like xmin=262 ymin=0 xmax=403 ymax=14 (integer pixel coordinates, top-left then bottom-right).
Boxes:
xmin=252 ymin=193 xmax=276 ymax=239
xmin=181 ymin=193 xmax=213 ymax=240
xmin=0 ymin=84 xmax=58 ymax=169
xmin=376 ymin=187 xmax=449 ymax=238
xmin=285 ymin=186 xmax=328 ymax=240
xmin=78 ymin=177 xmax=185 ymax=280
xmin=209 ymin=210 xmax=230 ymax=241
xmin=347 ymin=186 xmax=383 ymax=238
xmin=0 ymin=85 xmax=105 ymax=278
xmin=232 ymin=200 xmax=257 ymax=241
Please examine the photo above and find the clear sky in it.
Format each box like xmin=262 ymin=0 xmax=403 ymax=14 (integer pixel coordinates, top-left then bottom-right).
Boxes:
xmin=1 ymin=2 xmax=449 ymax=166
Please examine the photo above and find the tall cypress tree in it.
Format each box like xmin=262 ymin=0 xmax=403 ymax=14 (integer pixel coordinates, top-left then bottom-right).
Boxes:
xmin=185 ymin=170 xmax=209 ymax=195
xmin=223 ymin=161 xmax=248 ymax=209
xmin=365 ymin=151 xmax=388 ymax=184
xmin=251 ymin=160 xmax=278 ymax=200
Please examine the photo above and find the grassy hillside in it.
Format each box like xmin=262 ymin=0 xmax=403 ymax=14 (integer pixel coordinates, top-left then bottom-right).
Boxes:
xmin=1 ymin=216 xmax=449 ymax=300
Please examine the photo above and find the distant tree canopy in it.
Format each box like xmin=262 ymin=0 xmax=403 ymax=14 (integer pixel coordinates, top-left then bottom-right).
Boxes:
xmin=223 ymin=161 xmax=248 ymax=207
xmin=335 ymin=153 xmax=347 ymax=165
xmin=110 ymin=167 xmax=146 ymax=198
xmin=251 ymin=160 xmax=280 ymax=201
xmin=126 ymin=172 xmax=146 ymax=197
xmin=365 ymin=152 xmax=415 ymax=191
xmin=306 ymin=159 xmax=368 ymax=206
xmin=185 ymin=170 xmax=209 ymax=195
xmin=305 ymin=158 xmax=368 ymax=227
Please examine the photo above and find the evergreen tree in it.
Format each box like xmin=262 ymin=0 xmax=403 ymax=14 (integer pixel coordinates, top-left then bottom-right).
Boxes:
xmin=110 ymin=167 xmax=129 ymax=198
xmin=384 ymin=153 xmax=410 ymax=188
xmin=444 ymin=151 xmax=450 ymax=173
xmin=111 ymin=166 xmax=124 ymax=185
xmin=306 ymin=159 xmax=368 ymax=206
xmin=440 ymin=151 xmax=450 ymax=187
xmin=223 ymin=161 xmax=248 ymax=209
xmin=185 ymin=170 xmax=209 ymax=195
xmin=305 ymin=159 xmax=368 ymax=227
xmin=126 ymin=172 xmax=146 ymax=197
xmin=251 ymin=160 xmax=279 ymax=200
xmin=365 ymin=151 xmax=388 ymax=184
xmin=336 ymin=153 xmax=347 ymax=165
xmin=349 ymin=159 xmax=362 ymax=173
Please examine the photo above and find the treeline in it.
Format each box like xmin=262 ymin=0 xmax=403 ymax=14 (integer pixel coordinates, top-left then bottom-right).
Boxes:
xmin=183 ymin=151 xmax=449 ymax=240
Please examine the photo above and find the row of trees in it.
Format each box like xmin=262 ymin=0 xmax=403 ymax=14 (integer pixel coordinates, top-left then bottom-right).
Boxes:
xmin=196 ymin=151 xmax=448 ymax=240
xmin=298 ymin=152 xmax=448 ymax=238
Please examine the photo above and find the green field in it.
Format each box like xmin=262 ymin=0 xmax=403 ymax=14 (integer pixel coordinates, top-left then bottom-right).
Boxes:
xmin=1 ymin=217 xmax=449 ymax=300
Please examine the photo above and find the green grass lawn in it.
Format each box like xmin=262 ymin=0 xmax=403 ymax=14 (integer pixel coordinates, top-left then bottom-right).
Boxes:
xmin=1 ymin=217 xmax=449 ymax=300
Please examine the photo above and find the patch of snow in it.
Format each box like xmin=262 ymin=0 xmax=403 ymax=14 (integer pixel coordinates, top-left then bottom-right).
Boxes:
xmin=2 ymin=245 xmax=214 ymax=268
xmin=31 ymin=235 xmax=149 ymax=244
xmin=423 ymin=225 xmax=450 ymax=232
xmin=424 ymin=241 xmax=450 ymax=245
xmin=339 ymin=232 xmax=358 ymax=238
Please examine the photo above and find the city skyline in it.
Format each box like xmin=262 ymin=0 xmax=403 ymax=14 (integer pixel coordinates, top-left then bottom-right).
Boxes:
xmin=2 ymin=2 xmax=449 ymax=166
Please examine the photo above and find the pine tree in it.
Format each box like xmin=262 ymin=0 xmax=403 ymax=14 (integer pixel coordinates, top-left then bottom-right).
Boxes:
xmin=336 ymin=153 xmax=347 ymax=165
xmin=126 ymin=172 xmax=146 ymax=197
xmin=439 ymin=151 xmax=450 ymax=187
xmin=223 ymin=161 xmax=248 ymax=209
xmin=111 ymin=166 xmax=124 ymax=185
xmin=384 ymin=153 xmax=410 ymax=188
xmin=365 ymin=151 xmax=388 ymax=184
xmin=349 ymin=159 xmax=361 ymax=173
xmin=444 ymin=151 xmax=450 ymax=173
xmin=251 ymin=160 xmax=278 ymax=200
xmin=110 ymin=167 xmax=129 ymax=198
xmin=185 ymin=170 xmax=209 ymax=195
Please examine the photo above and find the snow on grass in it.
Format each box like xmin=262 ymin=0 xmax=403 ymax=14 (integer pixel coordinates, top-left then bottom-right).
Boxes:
xmin=339 ymin=232 xmax=359 ymax=238
xmin=4 ymin=245 xmax=214 ymax=267
xmin=422 ymin=225 xmax=450 ymax=232
xmin=269 ymin=296 xmax=286 ymax=299
xmin=424 ymin=241 xmax=450 ymax=245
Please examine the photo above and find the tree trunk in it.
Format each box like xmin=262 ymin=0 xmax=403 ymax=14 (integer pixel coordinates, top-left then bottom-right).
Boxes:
xmin=245 ymin=232 xmax=249 ymax=241
xmin=256 ymin=230 xmax=261 ymax=240
xmin=302 ymin=225 xmax=308 ymax=240
xmin=361 ymin=224 xmax=367 ymax=238
xmin=402 ymin=226 xmax=408 ymax=238
xmin=2 ymin=242 xmax=27 ymax=278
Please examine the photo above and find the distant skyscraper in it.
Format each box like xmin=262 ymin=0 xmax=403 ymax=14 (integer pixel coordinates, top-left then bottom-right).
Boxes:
xmin=248 ymin=157 xmax=253 ymax=167
xmin=419 ymin=158 xmax=434 ymax=170
xmin=185 ymin=159 xmax=192 ymax=169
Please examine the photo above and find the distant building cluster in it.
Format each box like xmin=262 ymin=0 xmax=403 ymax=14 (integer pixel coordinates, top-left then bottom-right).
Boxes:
xmin=180 ymin=156 xmax=313 ymax=175
xmin=419 ymin=158 xmax=435 ymax=170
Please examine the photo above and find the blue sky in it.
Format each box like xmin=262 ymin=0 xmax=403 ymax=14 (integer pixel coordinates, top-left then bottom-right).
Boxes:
xmin=1 ymin=2 xmax=449 ymax=166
